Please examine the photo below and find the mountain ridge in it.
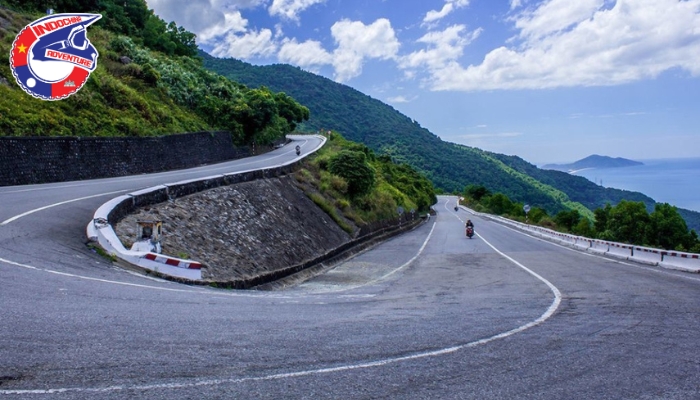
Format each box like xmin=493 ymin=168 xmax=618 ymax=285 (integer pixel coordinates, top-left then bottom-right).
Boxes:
xmin=200 ymin=54 xmax=700 ymax=232
xmin=543 ymin=155 xmax=644 ymax=171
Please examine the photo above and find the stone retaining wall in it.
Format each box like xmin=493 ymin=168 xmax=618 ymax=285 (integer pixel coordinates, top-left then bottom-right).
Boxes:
xmin=0 ymin=131 xmax=251 ymax=186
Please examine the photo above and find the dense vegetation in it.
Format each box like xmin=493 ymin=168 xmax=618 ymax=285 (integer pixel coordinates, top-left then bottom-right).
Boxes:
xmin=295 ymin=132 xmax=436 ymax=234
xmin=201 ymin=55 xmax=700 ymax=232
xmin=0 ymin=2 xmax=308 ymax=145
xmin=463 ymin=185 xmax=700 ymax=253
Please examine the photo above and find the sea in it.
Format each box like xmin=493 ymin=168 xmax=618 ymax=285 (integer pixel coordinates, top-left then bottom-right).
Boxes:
xmin=562 ymin=157 xmax=700 ymax=213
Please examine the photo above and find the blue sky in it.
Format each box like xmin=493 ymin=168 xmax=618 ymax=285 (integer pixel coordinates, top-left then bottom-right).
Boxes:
xmin=145 ymin=0 xmax=700 ymax=164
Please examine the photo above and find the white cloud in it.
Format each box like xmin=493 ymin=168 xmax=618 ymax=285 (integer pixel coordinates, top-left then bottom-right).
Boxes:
xmin=509 ymin=0 xmax=524 ymax=10
xmin=269 ymin=0 xmax=326 ymax=21
xmin=512 ymin=0 xmax=603 ymax=41
xmin=400 ymin=24 xmax=482 ymax=74
xmin=459 ymin=132 xmax=523 ymax=139
xmin=330 ymin=18 xmax=400 ymax=82
xmin=429 ymin=0 xmax=700 ymax=91
xmin=424 ymin=3 xmax=455 ymax=24
xmin=146 ymin=0 xmax=227 ymax=33
xmin=423 ymin=0 xmax=470 ymax=24
xmin=145 ymin=0 xmax=268 ymax=34
xmin=272 ymin=18 xmax=401 ymax=82
xmin=278 ymin=39 xmax=333 ymax=71
xmin=208 ymin=28 xmax=278 ymax=58
xmin=197 ymin=11 xmax=248 ymax=43
xmin=387 ymin=95 xmax=417 ymax=103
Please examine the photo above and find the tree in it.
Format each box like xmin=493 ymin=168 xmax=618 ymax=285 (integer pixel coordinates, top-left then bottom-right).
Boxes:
xmin=572 ymin=218 xmax=594 ymax=237
xmin=465 ymin=185 xmax=490 ymax=202
xmin=593 ymin=203 xmax=611 ymax=234
xmin=274 ymin=92 xmax=309 ymax=133
xmin=555 ymin=209 xmax=581 ymax=232
xmin=236 ymin=88 xmax=277 ymax=143
xmin=646 ymin=203 xmax=692 ymax=250
xmin=488 ymin=193 xmax=513 ymax=215
xmin=607 ymin=201 xmax=649 ymax=245
xmin=527 ymin=207 xmax=548 ymax=224
xmin=328 ymin=150 xmax=376 ymax=198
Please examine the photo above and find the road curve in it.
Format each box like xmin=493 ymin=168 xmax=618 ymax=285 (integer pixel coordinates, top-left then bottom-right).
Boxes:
xmin=1 ymin=147 xmax=699 ymax=398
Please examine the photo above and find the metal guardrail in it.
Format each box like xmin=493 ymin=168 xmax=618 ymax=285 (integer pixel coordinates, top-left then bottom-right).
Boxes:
xmin=465 ymin=208 xmax=700 ymax=273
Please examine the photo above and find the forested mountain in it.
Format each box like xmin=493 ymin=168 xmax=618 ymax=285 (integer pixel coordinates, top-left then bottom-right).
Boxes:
xmin=201 ymin=54 xmax=700 ymax=231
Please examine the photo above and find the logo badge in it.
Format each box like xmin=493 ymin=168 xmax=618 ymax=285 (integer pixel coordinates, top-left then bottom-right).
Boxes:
xmin=9 ymin=13 xmax=102 ymax=101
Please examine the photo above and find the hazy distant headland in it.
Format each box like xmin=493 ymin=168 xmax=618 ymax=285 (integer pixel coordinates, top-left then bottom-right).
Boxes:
xmin=542 ymin=155 xmax=644 ymax=172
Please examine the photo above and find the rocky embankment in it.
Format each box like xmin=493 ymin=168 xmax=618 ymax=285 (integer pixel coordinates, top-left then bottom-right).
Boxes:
xmin=115 ymin=177 xmax=351 ymax=281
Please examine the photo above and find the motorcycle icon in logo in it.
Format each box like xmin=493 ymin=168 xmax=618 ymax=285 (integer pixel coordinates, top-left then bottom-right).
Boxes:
xmin=9 ymin=13 xmax=102 ymax=101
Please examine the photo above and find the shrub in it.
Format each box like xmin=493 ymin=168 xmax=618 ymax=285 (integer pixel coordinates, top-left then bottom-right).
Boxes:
xmin=328 ymin=150 xmax=376 ymax=197
xmin=142 ymin=63 xmax=160 ymax=86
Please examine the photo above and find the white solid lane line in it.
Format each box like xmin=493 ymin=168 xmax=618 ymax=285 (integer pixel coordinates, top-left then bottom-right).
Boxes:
xmin=0 ymin=189 xmax=130 ymax=225
xmin=0 ymin=256 xmax=295 ymax=299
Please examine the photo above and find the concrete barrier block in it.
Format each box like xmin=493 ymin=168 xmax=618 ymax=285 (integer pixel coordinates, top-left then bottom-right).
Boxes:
xmin=130 ymin=185 xmax=169 ymax=209
xmin=166 ymin=175 xmax=227 ymax=198
xmin=573 ymin=239 xmax=591 ymax=251
xmin=659 ymin=260 xmax=700 ymax=273
xmin=106 ymin=195 xmax=136 ymax=224
xmin=629 ymin=247 xmax=663 ymax=266
xmin=607 ymin=243 xmax=632 ymax=259
xmin=587 ymin=247 xmax=608 ymax=255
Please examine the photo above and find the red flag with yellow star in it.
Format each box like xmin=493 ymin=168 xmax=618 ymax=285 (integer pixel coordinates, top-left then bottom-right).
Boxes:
xmin=10 ymin=26 xmax=36 ymax=68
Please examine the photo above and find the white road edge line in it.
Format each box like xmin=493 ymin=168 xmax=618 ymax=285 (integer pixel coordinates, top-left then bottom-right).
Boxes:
xmin=0 ymin=256 xmax=294 ymax=299
xmin=0 ymin=198 xmax=563 ymax=395
xmin=0 ymin=189 xmax=130 ymax=225
xmin=306 ymin=221 xmax=438 ymax=293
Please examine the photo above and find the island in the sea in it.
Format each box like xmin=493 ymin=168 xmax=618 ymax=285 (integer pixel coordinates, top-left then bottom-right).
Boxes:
xmin=542 ymin=154 xmax=644 ymax=172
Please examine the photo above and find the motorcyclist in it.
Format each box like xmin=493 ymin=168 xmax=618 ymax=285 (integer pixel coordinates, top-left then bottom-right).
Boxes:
xmin=295 ymin=145 xmax=301 ymax=155
xmin=466 ymin=219 xmax=475 ymax=238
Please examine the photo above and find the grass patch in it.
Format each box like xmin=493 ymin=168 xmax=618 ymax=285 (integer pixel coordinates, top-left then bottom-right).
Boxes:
xmin=308 ymin=192 xmax=354 ymax=235
xmin=88 ymin=244 xmax=117 ymax=263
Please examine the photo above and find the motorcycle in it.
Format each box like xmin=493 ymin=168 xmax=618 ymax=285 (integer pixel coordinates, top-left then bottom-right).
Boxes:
xmin=466 ymin=226 xmax=474 ymax=239
xmin=454 ymin=205 xmax=458 ymax=211
xmin=295 ymin=145 xmax=301 ymax=156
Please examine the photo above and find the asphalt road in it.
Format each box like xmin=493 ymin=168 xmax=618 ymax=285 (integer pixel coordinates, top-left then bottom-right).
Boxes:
xmin=1 ymin=140 xmax=699 ymax=399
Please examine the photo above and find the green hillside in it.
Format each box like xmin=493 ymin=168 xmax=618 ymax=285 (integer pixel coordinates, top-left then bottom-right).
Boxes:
xmin=201 ymin=55 xmax=700 ymax=232
xmin=0 ymin=2 xmax=307 ymax=145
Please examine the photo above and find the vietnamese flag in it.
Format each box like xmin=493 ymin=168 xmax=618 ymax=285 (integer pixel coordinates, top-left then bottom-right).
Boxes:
xmin=10 ymin=27 xmax=36 ymax=68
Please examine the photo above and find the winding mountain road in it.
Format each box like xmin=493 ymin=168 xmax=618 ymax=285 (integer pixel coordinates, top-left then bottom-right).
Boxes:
xmin=1 ymin=139 xmax=699 ymax=399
